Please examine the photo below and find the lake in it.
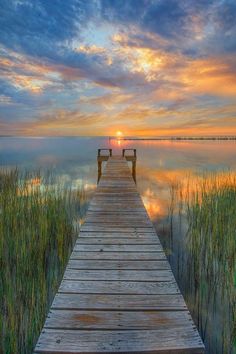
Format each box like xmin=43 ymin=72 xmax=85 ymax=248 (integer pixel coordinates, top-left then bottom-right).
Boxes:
xmin=1 ymin=136 xmax=236 ymax=354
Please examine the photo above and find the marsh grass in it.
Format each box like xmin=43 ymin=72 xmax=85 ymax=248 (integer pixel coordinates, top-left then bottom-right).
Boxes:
xmin=0 ymin=168 xmax=86 ymax=354
xmin=166 ymin=171 xmax=236 ymax=353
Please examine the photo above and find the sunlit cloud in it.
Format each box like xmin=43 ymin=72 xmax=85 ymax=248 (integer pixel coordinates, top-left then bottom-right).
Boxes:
xmin=0 ymin=94 xmax=13 ymax=105
xmin=0 ymin=0 xmax=236 ymax=136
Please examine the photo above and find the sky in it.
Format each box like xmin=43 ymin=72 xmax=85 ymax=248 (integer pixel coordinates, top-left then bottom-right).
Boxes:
xmin=0 ymin=0 xmax=236 ymax=137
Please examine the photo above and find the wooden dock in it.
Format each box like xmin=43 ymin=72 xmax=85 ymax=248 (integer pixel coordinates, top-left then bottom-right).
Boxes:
xmin=35 ymin=152 xmax=205 ymax=353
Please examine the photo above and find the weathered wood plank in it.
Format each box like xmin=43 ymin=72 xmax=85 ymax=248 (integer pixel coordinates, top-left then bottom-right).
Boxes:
xmin=70 ymin=251 xmax=166 ymax=260
xmin=86 ymin=211 xmax=149 ymax=217
xmin=73 ymin=244 xmax=162 ymax=252
xmin=87 ymin=207 xmax=146 ymax=212
xmin=59 ymin=280 xmax=179 ymax=294
xmin=80 ymin=226 xmax=155 ymax=232
xmin=85 ymin=215 xmax=150 ymax=221
xmin=35 ymin=329 xmax=204 ymax=353
xmin=44 ymin=310 xmax=195 ymax=330
xmin=78 ymin=231 xmax=158 ymax=237
xmin=51 ymin=293 xmax=187 ymax=310
xmin=84 ymin=220 xmax=152 ymax=226
xmin=76 ymin=237 xmax=160 ymax=245
xmin=95 ymin=194 xmax=139 ymax=196
xmin=64 ymin=269 xmax=174 ymax=281
xmin=68 ymin=259 xmax=171 ymax=270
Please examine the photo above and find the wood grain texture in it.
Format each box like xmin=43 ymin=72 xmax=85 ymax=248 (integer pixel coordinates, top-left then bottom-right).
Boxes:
xmin=64 ymin=269 xmax=174 ymax=281
xmin=34 ymin=156 xmax=204 ymax=353
xmin=75 ymin=237 xmax=160 ymax=245
xmin=51 ymin=293 xmax=187 ymax=310
xmin=35 ymin=329 xmax=204 ymax=353
xmin=70 ymin=251 xmax=166 ymax=260
xmin=67 ymin=259 xmax=171 ymax=270
xmin=58 ymin=280 xmax=180 ymax=294
xmin=44 ymin=310 xmax=195 ymax=330
xmin=80 ymin=225 xmax=155 ymax=232
xmin=78 ymin=231 xmax=159 ymax=238
xmin=73 ymin=244 xmax=162 ymax=252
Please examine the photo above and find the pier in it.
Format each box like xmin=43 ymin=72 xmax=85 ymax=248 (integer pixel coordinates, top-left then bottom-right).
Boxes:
xmin=34 ymin=149 xmax=204 ymax=353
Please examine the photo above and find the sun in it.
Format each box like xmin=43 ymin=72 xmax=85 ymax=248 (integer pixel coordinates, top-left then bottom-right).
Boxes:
xmin=116 ymin=131 xmax=123 ymax=137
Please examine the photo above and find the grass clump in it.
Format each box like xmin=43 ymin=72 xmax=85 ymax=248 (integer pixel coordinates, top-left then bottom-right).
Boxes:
xmin=186 ymin=173 xmax=236 ymax=353
xmin=0 ymin=168 xmax=86 ymax=354
xmin=167 ymin=172 xmax=236 ymax=353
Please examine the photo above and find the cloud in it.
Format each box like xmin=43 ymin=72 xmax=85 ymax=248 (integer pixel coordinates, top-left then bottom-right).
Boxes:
xmin=0 ymin=94 xmax=13 ymax=105
xmin=100 ymin=0 xmax=236 ymax=55
xmin=0 ymin=0 xmax=95 ymax=54
xmin=0 ymin=0 xmax=236 ymax=136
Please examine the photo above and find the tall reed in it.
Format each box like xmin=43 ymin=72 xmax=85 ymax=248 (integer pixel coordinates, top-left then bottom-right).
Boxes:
xmin=0 ymin=168 xmax=86 ymax=354
xmin=166 ymin=172 xmax=236 ymax=353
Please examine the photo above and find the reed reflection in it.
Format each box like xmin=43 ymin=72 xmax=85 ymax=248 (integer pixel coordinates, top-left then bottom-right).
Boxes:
xmin=137 ymin=166 xmax=236 ymax=354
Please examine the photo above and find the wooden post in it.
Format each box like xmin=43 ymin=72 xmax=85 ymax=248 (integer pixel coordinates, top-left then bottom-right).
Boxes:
xmin=132 ymin=159 xmax=136 ymax=184
xmin=122 ymin=149 xmax=137 ymax=183
xmin=97 ymin=160 xmax=102 ymax=184
xmin=97 ymin=149 xmax=112 ymax=183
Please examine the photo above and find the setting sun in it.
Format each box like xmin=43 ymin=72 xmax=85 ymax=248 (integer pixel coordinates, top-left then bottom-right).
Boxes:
xmin=116 ymin=131 xmax=123 ymax=137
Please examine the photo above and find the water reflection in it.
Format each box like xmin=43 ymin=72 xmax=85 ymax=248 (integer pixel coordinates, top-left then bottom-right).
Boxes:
xmin=1 ymin=136 xmax=236 ymax=354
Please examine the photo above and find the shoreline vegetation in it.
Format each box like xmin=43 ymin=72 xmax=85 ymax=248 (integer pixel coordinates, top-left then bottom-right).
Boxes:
xmin=161 ymin=171 xmax=236 ymax=353
xmin=0 ymin=169 xmax=87 ymax=354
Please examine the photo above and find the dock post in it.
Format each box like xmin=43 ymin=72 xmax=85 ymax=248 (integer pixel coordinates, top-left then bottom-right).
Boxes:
xmin=97 ymin=149 xmax=112 ymax=183
xmin=122 ymin=149 xmax=137 ymax=183
xmin=132 ymin=159 xmax=136 ymax=183
xmin=97 ymin=160 xmax=102 ymax=184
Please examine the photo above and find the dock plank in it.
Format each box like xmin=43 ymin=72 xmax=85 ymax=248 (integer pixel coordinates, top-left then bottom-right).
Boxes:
xmin=51 ymin=293 xmax=187 ymax=310
xmin=35 ymin=329 xmax=204 ymax=353
xmin=44 ymin=310 xmax=194 ymax=330
xmin=64 ymin=269 xmax=174 ymax=281
xmin=59 ymin=280 xmax=179 ymax=294
xmin=73 ymin=244 xmax=162 ymax=252
xmin=75 ymin=237 xmax=160 ymax=244
xmin=70 ymin=251 xmax=166 ymax=260
xmin=67 ymin=259 xmax=171 ymax=270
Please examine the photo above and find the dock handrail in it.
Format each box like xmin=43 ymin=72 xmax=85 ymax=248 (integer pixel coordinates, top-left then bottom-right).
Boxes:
xmin=122 ymin=149 xmax=136 ymax=157
xmin=98 ymin=148 xmax=112 ymax=157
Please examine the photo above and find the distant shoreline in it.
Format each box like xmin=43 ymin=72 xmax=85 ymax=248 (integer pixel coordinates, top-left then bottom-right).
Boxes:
xmin=113 ymin=136 xmax=236 ymax=141
xmin=1 ymin=135 xmax=236 ymax=140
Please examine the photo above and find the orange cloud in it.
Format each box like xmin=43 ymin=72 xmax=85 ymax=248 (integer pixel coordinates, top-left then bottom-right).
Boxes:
xmin=80 ymin=92 xmax=134 ymax=110
xmin=113 ymin=31 xmax=236 ymax=98
xmin=3 ymin=100 xmax=235 ymax=137
xmin=0 ymin=47 xmax=59 ymax=93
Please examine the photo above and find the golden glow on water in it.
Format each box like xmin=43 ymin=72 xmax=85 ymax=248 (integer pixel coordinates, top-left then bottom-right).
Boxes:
xmin=139 ymin=167 xmax=236 ymax=221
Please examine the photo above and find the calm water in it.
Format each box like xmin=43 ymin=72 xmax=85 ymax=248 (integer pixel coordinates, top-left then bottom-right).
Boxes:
xmin=1 ymin=137 xmax=236 ymax=353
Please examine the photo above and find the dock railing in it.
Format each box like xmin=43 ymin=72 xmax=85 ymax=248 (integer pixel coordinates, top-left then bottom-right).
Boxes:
xmin=98 ymin=148 xmax=112 ymax=157
xmin=97 ymin=149 xmax=137 ymax=184
xmin=122 ymin=148 xmax=136 ymax=157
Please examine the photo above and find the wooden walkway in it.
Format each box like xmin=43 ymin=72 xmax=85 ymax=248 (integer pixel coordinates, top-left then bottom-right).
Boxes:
xmin=35 ymin=155 xmax=205 ymax=353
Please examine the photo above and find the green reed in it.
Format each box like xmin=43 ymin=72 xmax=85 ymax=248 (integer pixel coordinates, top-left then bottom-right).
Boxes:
xmin=0 ymin=168 xmax=86 ymax=354
xmin=167 ymin=172 xmax=236 ymax=353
